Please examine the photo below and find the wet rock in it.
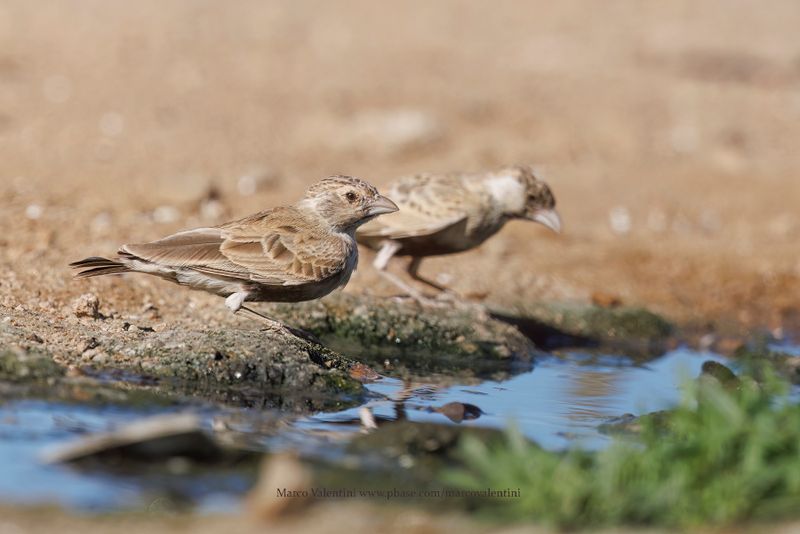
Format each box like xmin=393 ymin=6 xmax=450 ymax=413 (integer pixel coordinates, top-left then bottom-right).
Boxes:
xmin=2 ymin=304 xmax=367 ymax=410
xmin=97 ymin=326 xmax=369 ymax=409
xmin=429 ymin=402 xmax=483 ymax=423
xmin=268 ymin=294 xmax=538 ymax=378
xmin=72 ymin=293 xmax=100 ymax=319
xmin=3 ymin=292 xmax=537 ymax=407
xmin=493 ymin=301 xmax=673 ymax=353
xmin=600 ymin=360 xmax=753 ymax=436
xmin=0 ymin=348 xmax=64 ymax=382
xmin=42 ymin=413 xmax=237 ymax=464
xmin=699 ymin=360 xmax=741 ymax=389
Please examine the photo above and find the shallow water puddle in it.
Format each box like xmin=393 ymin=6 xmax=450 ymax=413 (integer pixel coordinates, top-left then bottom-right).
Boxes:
xmin=0 ymin=402 xmax=166 ymax=509
xmin=0 ymin=401 xmax=247 ymax=511
xmin=0 ymin=346 xmax=791 ymax=510
xmin=299 ymin=347 xmax=732 ymax=450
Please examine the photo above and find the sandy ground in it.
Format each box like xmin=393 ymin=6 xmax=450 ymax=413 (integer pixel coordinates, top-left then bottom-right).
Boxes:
xmin=1 ymin=0 xmax=800 ymax=334
xmin=1 ymin=0 xmax=799 ymax=529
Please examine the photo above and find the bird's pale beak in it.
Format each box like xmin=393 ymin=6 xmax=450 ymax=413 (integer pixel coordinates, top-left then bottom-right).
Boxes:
xmin=530 ymin=208 xmax=562 ymax=233
xmin=366 ymin=195 xmax=399 ymax=216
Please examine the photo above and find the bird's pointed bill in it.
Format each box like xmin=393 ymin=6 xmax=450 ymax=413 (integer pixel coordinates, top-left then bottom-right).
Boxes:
xmin=366 ymin=195 xmax=399 ymax=216
xmin=530 ymin=208 xmax=562 ymax=233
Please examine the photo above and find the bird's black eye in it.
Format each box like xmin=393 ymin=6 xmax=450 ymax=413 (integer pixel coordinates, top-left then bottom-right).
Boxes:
xmin=345 ymin=191 xmax=358 ymax=203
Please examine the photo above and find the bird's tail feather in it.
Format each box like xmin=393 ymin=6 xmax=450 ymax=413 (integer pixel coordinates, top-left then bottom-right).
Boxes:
xmin=69 ymin=256 xmax=130 ymax=278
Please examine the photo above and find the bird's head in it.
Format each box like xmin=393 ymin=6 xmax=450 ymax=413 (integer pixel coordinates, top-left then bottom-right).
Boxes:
xmin=486 ymin=165 xmax=562 ymax=233
xmin=303 ymin=175 xmax=398 ymax=232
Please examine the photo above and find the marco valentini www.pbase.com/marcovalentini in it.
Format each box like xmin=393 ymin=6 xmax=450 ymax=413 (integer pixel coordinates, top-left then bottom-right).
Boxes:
xmin=276 ymin=487 xmax=523 ymax=499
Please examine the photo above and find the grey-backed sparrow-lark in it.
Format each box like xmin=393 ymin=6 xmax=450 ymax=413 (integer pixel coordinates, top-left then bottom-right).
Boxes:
xmin=71 ymin=176 xmax=398 ymax=330
xmin=356 ymin=165 xmax=560 ymax=299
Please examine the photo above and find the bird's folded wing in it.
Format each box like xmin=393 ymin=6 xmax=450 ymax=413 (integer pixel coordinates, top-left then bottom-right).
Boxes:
xmin=120 ymin=228 xmax=237 ymax=270
xmin=357 ymin=174 xmax=470 ymax=239
xmin=219 ymin=226 xmax=347 ymax=286
xmin=120 ymin=224 xmax=346 ymax=286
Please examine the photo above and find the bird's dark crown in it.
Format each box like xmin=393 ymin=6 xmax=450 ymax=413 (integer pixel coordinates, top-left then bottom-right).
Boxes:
xmin=306 ymin=175 xmax=380 ymax=199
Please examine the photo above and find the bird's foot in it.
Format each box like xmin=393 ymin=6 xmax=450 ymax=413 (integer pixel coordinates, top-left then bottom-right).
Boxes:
xmin=379 ymin=270 xmax=444 ymax=306
xmin=433 ymin=289 xmax=461 ymax=302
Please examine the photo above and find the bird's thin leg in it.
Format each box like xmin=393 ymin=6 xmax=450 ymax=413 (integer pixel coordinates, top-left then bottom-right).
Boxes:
xmin=239 ymin=305 xmax=288 ymax=332
xmin=226 ymin=291 xmax=320 ymax=342
xmin=373 ymin=242 xmax=432 ymax=302
xmin=406 ymin=257 xmax=449 ymax=293
xmin=227 ymin=291 xmax=285 ymax=331
xmin=372 ymin=241 xmax=401 ymax=271
xmin=240 ymin=305 xmax=322 ymax=343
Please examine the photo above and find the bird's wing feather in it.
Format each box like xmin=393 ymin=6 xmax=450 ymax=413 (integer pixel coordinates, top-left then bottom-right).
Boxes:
xmin=219 ymin=226 xmax=348 ymax=286
xmin=120 ymin=228 xmax=237 ymax=269
xmin=357 ymin=173 xmax=480 ymax=240
xmin=121 ymin=208 xmax=348 ymax=286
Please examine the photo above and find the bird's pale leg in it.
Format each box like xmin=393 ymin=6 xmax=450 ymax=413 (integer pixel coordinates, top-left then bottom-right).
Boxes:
xmin=406 ymin=257 xmax=450 ymax=293
xmin=372 ymin=241 xmax=401 ymax=271
xmin=226 ymin=291 xmax=317 ymax=340
xmin=227 ymin=292 xmax=283 ymax=330
xmin=239 ymin=305 xmax=287 ymax=331
xmin=240 ymin=305 xmax=322 ymax=343
xmin=373 ymin=242 xmax=431 ymax=302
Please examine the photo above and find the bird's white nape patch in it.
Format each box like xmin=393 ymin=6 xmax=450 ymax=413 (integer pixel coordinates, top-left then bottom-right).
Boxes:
xmin=486 ymin=174 xmax=526 ymax=213
xmin=297 ymin=196 xmax=323 ymax=212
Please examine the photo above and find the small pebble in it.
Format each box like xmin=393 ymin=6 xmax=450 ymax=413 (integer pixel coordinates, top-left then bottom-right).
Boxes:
xmin=237 ymin=168 xmax=280 ymax=196
xmin=25 ymin=203 xmax=43 ymax=220
xmin=609 ymin=206 xmax=632 ymax=235
xmin=90 ymin=351 xmax=109 ymax=364
xmin=72 ymin=293 xmax=100 ymax=319
xmin=152 ymin=205 xmax=180 ymax=224
xmin=591 ymin=291 xmax=622 ymax=308
xmin=247 ymin=453 xmax=313 ymax=520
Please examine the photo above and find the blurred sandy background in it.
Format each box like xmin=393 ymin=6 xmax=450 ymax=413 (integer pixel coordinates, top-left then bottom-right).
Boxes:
xmin=1 ymin=0 xmax=799 ymax=332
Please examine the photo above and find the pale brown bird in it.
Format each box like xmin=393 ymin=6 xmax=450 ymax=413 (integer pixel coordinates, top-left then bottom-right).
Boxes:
xmin=70 ymin=176 xmax=398 ymax=331
xmin=356 ymin=165 xmax=561 ymax=299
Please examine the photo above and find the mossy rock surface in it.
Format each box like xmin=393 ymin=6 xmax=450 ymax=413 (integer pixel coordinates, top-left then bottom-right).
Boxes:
xmin=267 ymin=294 xmax=539 ymax=379
xmin=493 ymin=301 xmax=673 ymax=354
xmin=1 ymin=293 xmax=538 ymax=407
xmin=98 ymin=327 xmax=367 ymax=410
xmin=0 ymin=309 xmax=365 ymax=410
xmin=0 ymin=348 xmax=65 ymax=383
